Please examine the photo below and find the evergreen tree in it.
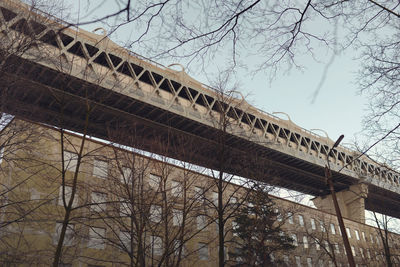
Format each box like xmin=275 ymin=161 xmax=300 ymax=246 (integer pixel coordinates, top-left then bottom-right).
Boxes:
xmin=231 ymin=185 xmax=295 ymax=266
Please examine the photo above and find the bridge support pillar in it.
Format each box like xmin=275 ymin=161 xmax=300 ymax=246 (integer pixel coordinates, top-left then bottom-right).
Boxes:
xmin=312 ymin=183 xmax=368 ymax=223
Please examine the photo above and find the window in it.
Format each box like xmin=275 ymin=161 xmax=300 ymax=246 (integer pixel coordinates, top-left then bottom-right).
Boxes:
xmin=275 ymin=209 xmax=282 ymax=222
xmin=150 ymin=235 xmax=163 ymax=256
xmin=211 ymin=192 xmax=218 ymax=206
xmin=330 ymin=223 xmax=336 ymax=235
xmin=0 ymin=147 xmax=4 ymax=165
xmin=172 ymin=209 xmax=183 ymax=226
xmin=150 ymin=205 xmax=162 ymax=223
xmin=298 ymin=215 xmax=304 ymax=226
xmin=303 ymin=236 xmax=308 ymax=248
xmin=119 ymin=231 xmax=131 ymax=252
xmin=120 ymin=199 xmax=130 ymax=217
xmin=120 ymin=167 xmax=132 ymax=183
xmin=93 ymin=159 xmax=108 ymax=178
xmin=288 ymin=212 xmax=293 ymax=224
xmin=197 ymin=215 xmax=207 ymax=230
xmin=338 ymin=226 xmax=342 ymax=236
xmin=362 ymin=231 xmax=366 ymax=241
xmin=376 ymin=235 xmax=380 ymax=244
xmin=198 ymin=243 xmax=208 ymax=260
xmin=54 ymin=222 xmax=74 ymax=246
xmin=270 ymin=253 xmax=275 ymax=262
xmin=360 ymin=247 xmax=364 ymax=258
xmin=232 ymin=221 xmax=239 ymax=236
xmin=171 ymin=180 xmax=183 ymax=198
xmin=370 ymin=233 xmax=374 ymax=243
xmin=91 ymin=192 xmax=107 ymax=212
xmin=63 ymin=151 xmax=77 ymax=172
xmin=295 ymin=256 xmax=301 ymax=267
xmin=149 ymin=174 xmax=161 ymax=188
xmin=307 ymin=257 xmax=312 ymax=267
xmin=318 ymin=259 xmax=324 ymax=267
xmin=283 ymin=255 xmax=289 ymax=264
xmin=334 ymin=243 xmax=340 ymax=253
xmin=173 ymin=239 xmax=185 ymax=256
xmin=346 ymin=227 xmax=351 ymax=238
xmin=58 ymin=185 xmax=78 ymax=207
xmin=88 ymin=227 xmax=105 ymax=249
xmin=292 ymin=234 xmax=298 ymax=246
xmin=351 ymin=246 xmax=356 ymax=256
xmin=367 ymin=249 xmax=371 ymax=259
xmin=355 ymin=229 xmax=360 ymax=240
xmin=324 ymin=240 xmax=330 ymax=253
xmin=320 ymin=221 xmax=326 ymax=232
xmin=310 ymin=218 xmax=316 ymax=230
xmin=315 ymin=239 xmax=320 ymax=250
xmin=230 ymin=196 xmax=237 ymax=204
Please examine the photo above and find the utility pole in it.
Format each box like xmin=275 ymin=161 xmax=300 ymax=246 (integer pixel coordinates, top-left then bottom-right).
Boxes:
xmin=325 ymin=135 xmax=356 ymax=267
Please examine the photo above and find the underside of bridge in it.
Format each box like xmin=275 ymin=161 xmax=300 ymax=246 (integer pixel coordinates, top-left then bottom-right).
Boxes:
xmin=1 ymin=54 xmax=400 ymax=220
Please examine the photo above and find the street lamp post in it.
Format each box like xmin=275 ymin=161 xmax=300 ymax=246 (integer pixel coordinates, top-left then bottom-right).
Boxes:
xmin=325 ymin=135 xmax=356 ymax=267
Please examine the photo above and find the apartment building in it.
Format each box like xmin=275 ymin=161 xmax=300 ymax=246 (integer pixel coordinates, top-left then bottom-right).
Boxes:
xmin=0 ymin=120 xmax=399 ymax=266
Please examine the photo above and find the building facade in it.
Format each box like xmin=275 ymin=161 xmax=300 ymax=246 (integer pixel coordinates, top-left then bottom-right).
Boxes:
xmin=0 ymin=120 xmax=399 ymax=266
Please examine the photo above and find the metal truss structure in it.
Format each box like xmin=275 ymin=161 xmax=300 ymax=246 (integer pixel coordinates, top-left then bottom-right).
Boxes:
xmin=0 ymin=0 xmax=399 ymax=217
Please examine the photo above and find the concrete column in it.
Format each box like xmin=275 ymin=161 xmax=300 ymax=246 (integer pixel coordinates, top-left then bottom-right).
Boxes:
xmin=312 ymin=183 xmax=368 ymax=223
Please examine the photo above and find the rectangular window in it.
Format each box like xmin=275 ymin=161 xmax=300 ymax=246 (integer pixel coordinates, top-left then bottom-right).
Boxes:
xmin=355 ymin=229 xmax=360 ymax=240
xmin=362 ymin=231 xmax=366 ymax=241
xmin=376 ymin=235 xmax=380 ymax=244
xmin=315 ymin=239 xmax=320 ymax=250
xmin=334 ymin=243 xmax=340 ymax=253
xmin=120 ymin=199 xmax=130 ymax=217
xmin=367 ymin=249 xmax=371 ymax=259
xmin=330 ymin=223 xmax=336 ymax=235
xmin=370 ymin=233 xmax=374 ymax=243
xmin=150 ymin=235 xmax=163 ymax=256
xmin=275 ymin=209 xmax=282 ymax=222
xmin=230 ymin=196 xmax=237 ymax=204
xmin=298 ymin=215 xmax=304 ymax=226
xmin=198 ymin=243 xmax=208 ymax=260
xmin=63 ymin=151 xmax=77 ymax=172
xmin=346 ymin=227 xmax=351 ymax=238
xmin=360 ymin=247 xmax=364 ymax=258
xmin=311 ymin=218 xmax=316 ymax=230
xmin=283 ymin=255 xmax=289 ymax=264
xmin=318 ymin=259 xmax=324 ymax=267
xmin=320 ymin=221 xmax=326 ymax=232
xmin=303 ymin=236 xmax=308 ymax=248
xmin=58 ymin=185 xmax=78 ymax=207
xmin=307 ymin=257 xmax=312 ymax=267
xmin=171 ymin=180 xmax=183 ymax=198
xmin=232 ymin=221 xmax=239 ymax=236
xmin=197 ymin=215 xmax=207 ymax=230
xmin=295 ymin=256 xmax=301 ymax=267
xmin=120 ymin=167 xmax=132 ymax=183
xmin=211 ymin=192 xmax=218 ymax=206
xmin=91 ymin=192 xmax=107 ymax=212
xmin=150 ymin=205 xmax=162 ymax=223
xmin=324 ymin=240 xmax=330 ymax=253
xmin=0 ymin=147 xmax=4 ymax=165
xmin=119 ymin=230 xmax=131 ymax=252
xmin=173 ymin=239 xmax=185 ymax=256
xmin=149 ymin=174 xmax=161 ymax=188
xmin=288 ymin=212 xmax=293 ymax=224
xmin=292 ymin=234 xmax=298 ymax=246
xmin=88 ymin=227 xmax=105 ymax=249
xmin=351 ymin=246 xmax=356 ymax=256
xmin=93 ymin=159 xmax=108 ymax=178
xmin=54 ymin=222 xmax=74 ymax=246
xmin=172 ymin=209 xmax=183 ymax=226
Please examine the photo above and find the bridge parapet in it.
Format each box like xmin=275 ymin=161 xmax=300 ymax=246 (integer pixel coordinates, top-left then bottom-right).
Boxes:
xmin=1 ymin=0 xmax=400 ymax=197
